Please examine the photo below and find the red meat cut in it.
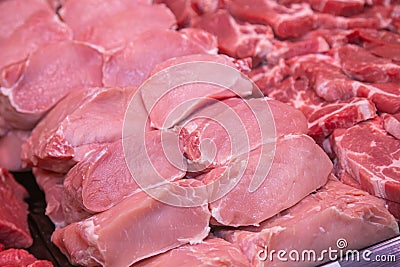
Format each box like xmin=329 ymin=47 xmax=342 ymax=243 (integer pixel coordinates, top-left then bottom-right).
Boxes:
xmin=0 ymin=168 xmax=32 ymax=248
xmin=331 ymin=117 xmax=400 ymax=203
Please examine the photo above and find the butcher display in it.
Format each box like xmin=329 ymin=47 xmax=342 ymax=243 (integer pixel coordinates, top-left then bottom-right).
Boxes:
xmin=1 ymin=0 xmax=400 ymax=266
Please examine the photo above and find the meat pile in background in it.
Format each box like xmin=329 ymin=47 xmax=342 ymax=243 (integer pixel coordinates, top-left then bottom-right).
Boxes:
xmin=0 ymin=0 xmax=399 ymax=266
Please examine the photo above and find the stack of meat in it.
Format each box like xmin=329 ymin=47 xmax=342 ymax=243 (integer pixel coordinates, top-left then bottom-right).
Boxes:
xmin=0 ymin=0 xmax=399 ymax=266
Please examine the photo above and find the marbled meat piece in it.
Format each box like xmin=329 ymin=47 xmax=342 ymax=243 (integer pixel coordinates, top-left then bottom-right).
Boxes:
xmin=0 ymin=246 xmax=53 ymax=267
xmin=0 ymin=168 xmax=32 ymax=248
xmin=52 ymin=180 xmax=211 ymax=267
xmin=331 ymin=117 xmax=400 ymax=203
xmin=217 ymin=179 xmax=399 ymax=267
xmin=382 ymin=112 xmax=400 ymax=139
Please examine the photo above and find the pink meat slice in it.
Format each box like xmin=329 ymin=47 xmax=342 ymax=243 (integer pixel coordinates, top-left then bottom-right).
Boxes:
xmin=191 ymin=9 xmax=274 ymax=58
xmin=225 ymin=0 xmax=315 ymax=39
xmin=135 ymin=237 xmax=250 ymax=267
xmin=143 ymin=54 xmax=253 ymax=130
xmin=63 ymin=130 xmax=186 ymax=213
xmin=183 ymin=97 xmax=307 ymax=169
xmin=0 ymin=0 xmax=52 ymax=40
xmin=257 ymin=75 xmax=377 ymax=142
xmin=59 ymin=0 xmax=152 ymax=38
xmin=291 ymin=54 xmax=400 ymax=113
xmin=0 ymin=41 xmax=103 ymax=135
xmin=64 ymin=3 xmax=176 ymax=50
xmin=0 ymin=10 xmax=71 ymax=81
xmin=0 ymin=248 xmax=53 ymax=267
xmin=21 ymin=87 xmax=135 ymax=173
xmin=348 ymin=28 xmax=400 ymax=62
xmin=339 ymin=170 xmax=400 ymax=221
xmin=198 ymin=134 xmax=331 ymax=226
xmin=216 ymin=179 xmax=399 ymax=267
xmin=103 ymin=29 xmax=216 ymax=88
xmin=382 ymin=112 xmax=400 ymax=139
xmin=279 ymin=0 xmax=365 ymax=16
xmin=192 ymin=9 xmax=329 ymax=61
xmin=0 ymin=168 xmax=32 ymax=248
xmin=33 ymin=168 xmax=91 ymax=228
xmin=52 ymin=180 xmax=211 ymax=267
xmin=336 ymin=44 xmax=400 ymax=83
xmin=0 ymin=130 xmax=30 ymax=171
xmin=331 ymin=118 xmax=400 ymax=203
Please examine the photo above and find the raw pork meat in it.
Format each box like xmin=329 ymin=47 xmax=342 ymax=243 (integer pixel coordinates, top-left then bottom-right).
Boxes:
xmin=291 ymin=54 xmax=400 ymax=113
xmin=61 ymin=2 xmax=176 ymax=50
xmin=182 ymin=97 xmax=308 ymax=169
xmin=335 ymin=44 xmax=400 ymax=83
xmin=217 ymin=179 xmax=399 ymax=267
xmin=331 ymin=118 xmax=400 ymax=203
xmin=199 ymin=134 xmax=331 ymax=226
xmin=22 ymin=86 xmax=135 ymax=173
xmin=0 ymin=246 xmax=53 ymax=267
xmin=252 ymin=74 xmax=377 ymax=142
xmin=0 ymin=10 xmax=71 ymax=78
xmin=192 ymin=9 xmax=329 ymax=61
xmin=59 ymin=0 xmax=152 ymax=37
xmin=0 ymin=41 xmax=103 ymax=136
xmin=0 ymin=130 xmax=30 ymax=171
xmin=52 ymin=180 xmax=210 ymax=267
xmin=135 ymin=237 xmax=249 ymax=267
xmin=279 ymin=0 xmax=365 ymax=16
xmin=32 ymin=168 xmax=91 ymax=228
xmin=63 ymin=130 xmax=185 ymax=213
xmin=339 ymin=170 xmax=400 ymax=221
xmin=0 ymin=0 xmax=53 ymax=40
xmin=382 ymin=112 xmax=400 ymax=139
xmin=103 ymin=29 xmax=217 ymax=87
xmin=143 ymin=54 xmax=253 ymax=130
xmin=0 ymin=168 xmax=32 ymax=248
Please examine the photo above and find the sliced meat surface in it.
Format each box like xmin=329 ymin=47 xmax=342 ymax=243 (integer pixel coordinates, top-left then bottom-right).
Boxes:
xmin=0 ymin=10 xmax=71 ymax=79
xmin=135 ymin=238 xmax=250 ymax=267
xmin=291 ymin=54 xmax=400 ymax=113
xmin=331 ymin=118 xmax=400 ymax=203
xmin=217 ymin=179 xmax=399 ymax=267
xmin=103 ymin=29 xmax=216 ymax=88
xmin=0 ymin=168 xmax=32 ymax=248
xmin=336 ymin=44 xmax=400 ymax=83
xmin=257 ymin=75 xmax=377 ymax=142
xmin=339 ymin=170 xmax=400 ymax=221
xmin=226 ymin=0 xmax=315 ymax=39
xmin=52 ymin=180 xmax=210 ymax=267
xmin=59 ymin=0 xmax=151 ymax=37
xmin=0 ymin=41 xmax=103 ymax=135
xmin=382 ymin=112 xmax=400 ymax=139
xmin=62 ymin=2 xmax=176 ymax=50
xmin=182 ymin=97 xmax=307 ymax=170
xmin=0 ymin=130 xmax=30 ymax=171
xmin=142 ymin=54 xmax=253 ymax=130
xmin=21 ymin=87 xmax=135 ymax=173
xmin=0 ymin=0 xmax=53 ymax=40
xmin=198 ymin=134 xmax=331 ymax=226
xmin=192 ymin=9 xmax=329 ymax=61
xmin=63 ymin=130 xmax=185 ymax=213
